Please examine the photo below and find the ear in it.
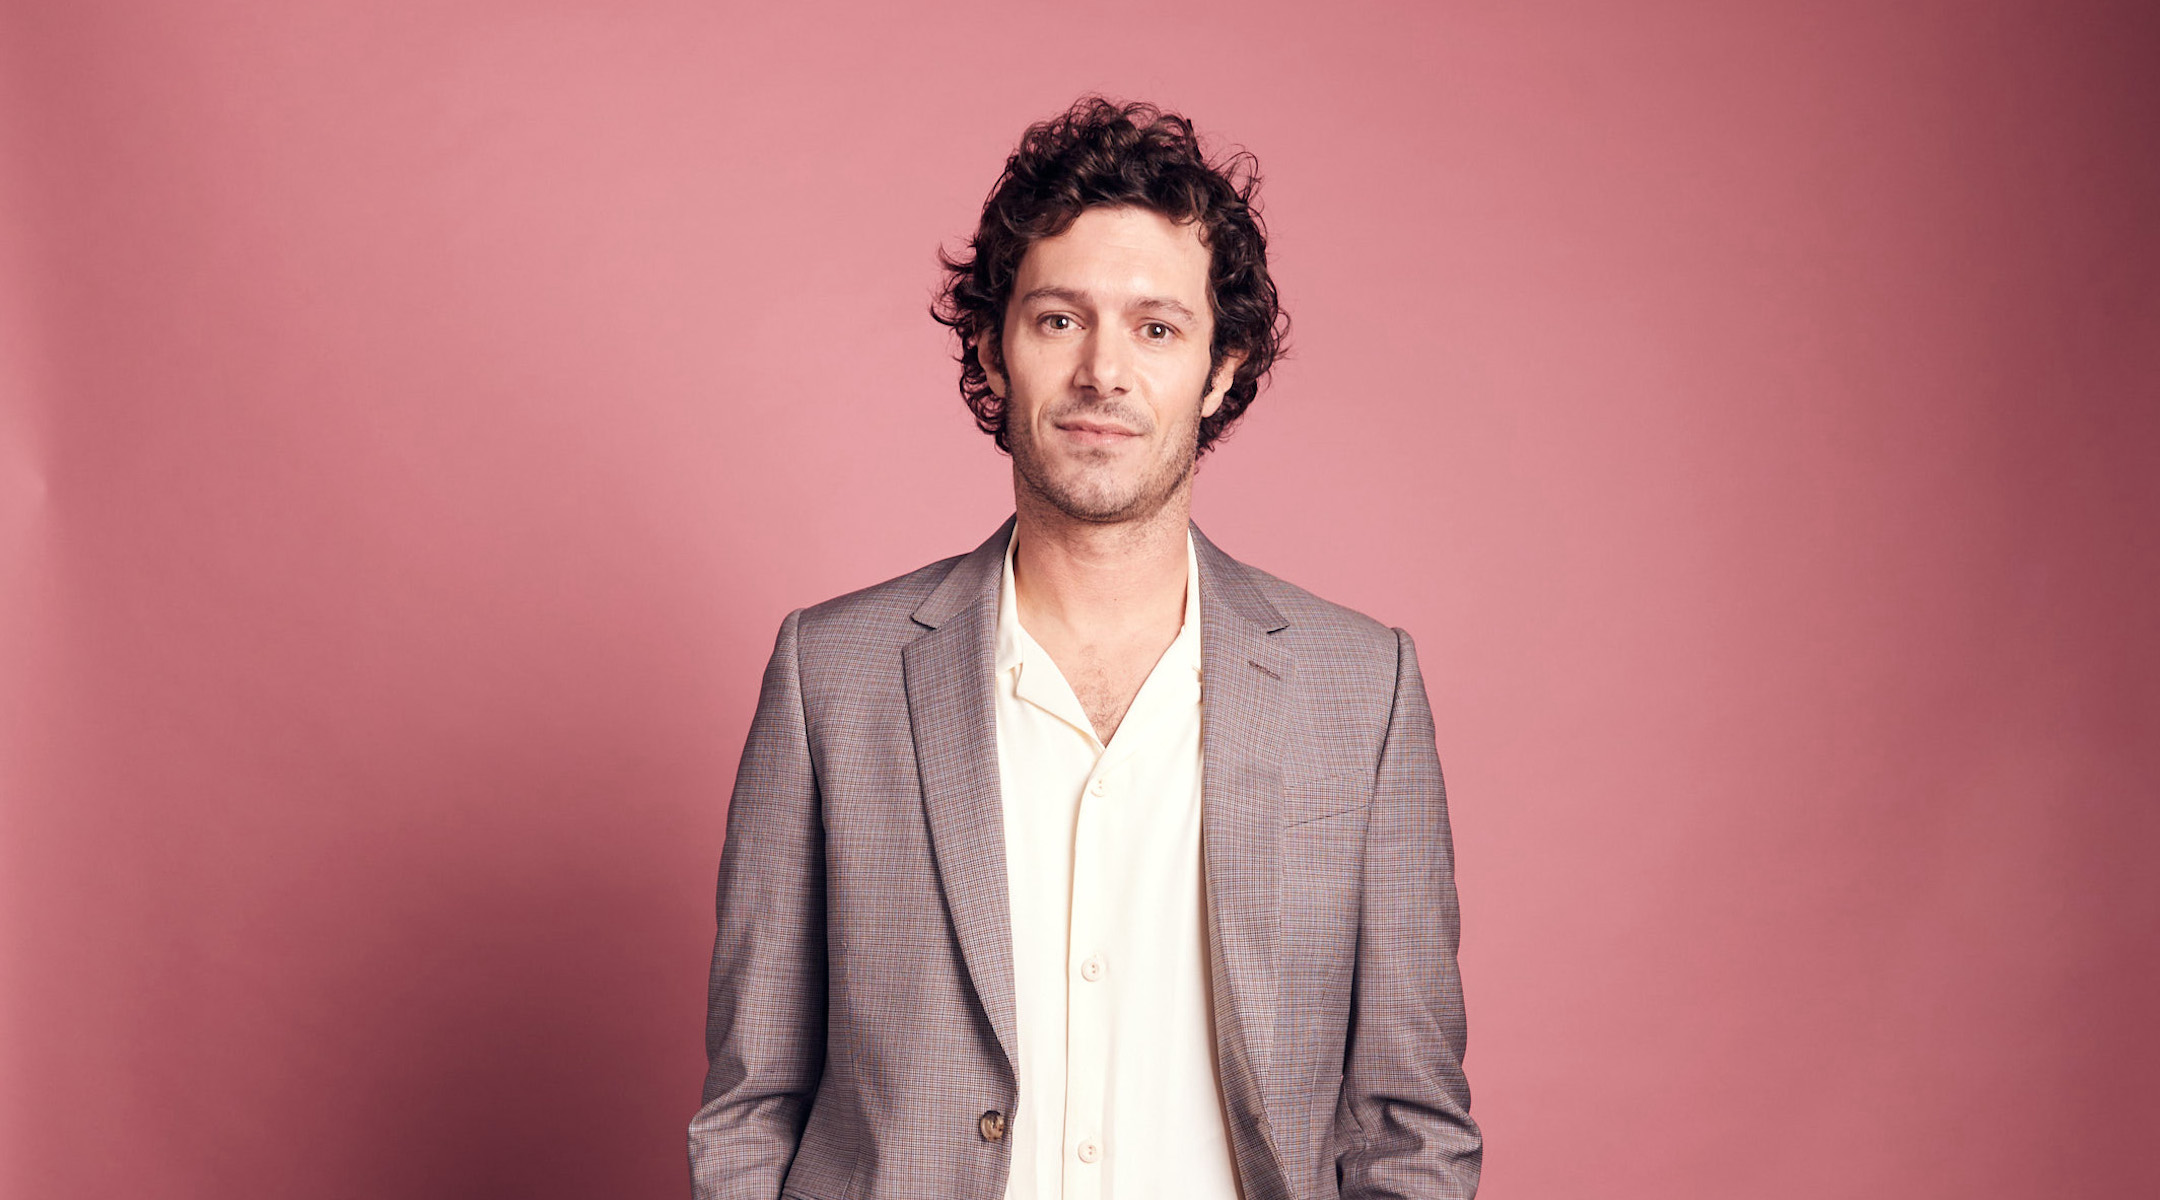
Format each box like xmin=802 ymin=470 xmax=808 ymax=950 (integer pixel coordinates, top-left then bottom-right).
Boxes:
xmin=977 ymin=330 xmax=1007 ymax=399
xmin=1200 ymin=350 xmax=1246 ymax=419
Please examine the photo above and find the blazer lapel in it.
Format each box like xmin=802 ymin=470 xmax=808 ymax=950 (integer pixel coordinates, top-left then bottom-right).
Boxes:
xmin=1192 ymin=519 xmax=1294 ymax=1196
xmin=903 ymin=514 xmax=1022 ymax=1077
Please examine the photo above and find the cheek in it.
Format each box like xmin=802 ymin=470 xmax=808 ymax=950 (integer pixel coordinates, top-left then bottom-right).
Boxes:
xmin=1159 ymin=357 xmax=1217 ymax=414
xmin=1006 ymin=340 xmax=1064 ymax=395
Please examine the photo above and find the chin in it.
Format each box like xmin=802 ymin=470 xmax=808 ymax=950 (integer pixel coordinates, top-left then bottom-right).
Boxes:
xmin=1048 ymin=491 xmax=1136 ymax=523
xmin=1055 ymin=479 xmax=1174 ymax=524
xmin=1018 ymin=442 xmax=1175 ymax=523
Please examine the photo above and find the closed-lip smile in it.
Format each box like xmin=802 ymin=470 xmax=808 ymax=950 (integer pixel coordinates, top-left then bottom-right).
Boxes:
xmin=1057 ymin=418 xmax=1139 ymax=438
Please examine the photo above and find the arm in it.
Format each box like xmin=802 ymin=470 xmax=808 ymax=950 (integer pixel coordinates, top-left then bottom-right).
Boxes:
xmin=689 ymin=608 xmax=827 ymax=1199
xmin=1336 ymin=626 xmax=1483 ymax=1198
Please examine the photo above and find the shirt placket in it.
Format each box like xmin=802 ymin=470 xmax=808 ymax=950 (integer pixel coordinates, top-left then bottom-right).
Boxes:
xmin=1063 ymin=742 xmax=1117 ymax=1198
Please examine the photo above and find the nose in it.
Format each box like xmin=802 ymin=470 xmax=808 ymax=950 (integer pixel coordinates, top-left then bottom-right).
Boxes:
xmin=1072 ymin=326 xmax=1130 ymax=396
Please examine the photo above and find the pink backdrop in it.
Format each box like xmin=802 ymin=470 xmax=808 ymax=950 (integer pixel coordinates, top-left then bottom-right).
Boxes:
xmin=3 ymin=2 xmax=2154 ymax=1196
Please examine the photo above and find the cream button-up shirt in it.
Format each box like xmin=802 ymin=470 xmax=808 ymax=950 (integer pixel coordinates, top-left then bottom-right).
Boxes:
xmin=993 ymin=528 xmax=1241 ymax=1200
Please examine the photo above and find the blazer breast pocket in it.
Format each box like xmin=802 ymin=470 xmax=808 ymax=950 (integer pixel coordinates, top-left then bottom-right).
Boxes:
xmin=1280 ymin=771 xmax=1371 ymax=828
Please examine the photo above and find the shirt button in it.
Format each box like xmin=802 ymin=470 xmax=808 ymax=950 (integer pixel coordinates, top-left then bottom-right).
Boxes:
xmin=1080 ymin=954 xmax=1104 ymax=982
xmin=1077 ymin=1138 xmax=1102 ymax=1164
xmin=979 ymin=1110 xmax=1006 ymax=1142
xmin=1089 ymin=777 xmax=1107 ymax=796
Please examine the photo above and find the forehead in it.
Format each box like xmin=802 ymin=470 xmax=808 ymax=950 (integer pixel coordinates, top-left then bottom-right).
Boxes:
xmin=1012 ymin=205 xmax=1212 ymax=310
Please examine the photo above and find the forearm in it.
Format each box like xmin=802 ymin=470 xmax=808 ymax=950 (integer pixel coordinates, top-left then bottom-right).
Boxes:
xmin=689 ymin=848 xmax=828 ymax=1198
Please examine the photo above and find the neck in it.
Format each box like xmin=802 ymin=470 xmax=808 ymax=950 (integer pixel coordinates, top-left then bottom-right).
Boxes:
xmin=1009 ymin=485 xmax=1193 ymax=643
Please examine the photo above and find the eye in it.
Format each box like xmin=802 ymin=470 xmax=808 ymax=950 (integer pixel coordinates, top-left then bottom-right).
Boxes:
xmin=1041 ymin=314 xmax=1076 ymax=332
xmin=1142 ymin=322 xmax=1174 ymax=341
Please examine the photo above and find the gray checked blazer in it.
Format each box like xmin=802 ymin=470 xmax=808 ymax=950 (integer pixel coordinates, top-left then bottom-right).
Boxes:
xmin=690 ymin=514 xmax=1480 ymax=1200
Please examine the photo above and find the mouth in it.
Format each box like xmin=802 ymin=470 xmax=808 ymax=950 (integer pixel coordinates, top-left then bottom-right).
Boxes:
xmin=1054 ymin=419 xmax=1141 ymax=446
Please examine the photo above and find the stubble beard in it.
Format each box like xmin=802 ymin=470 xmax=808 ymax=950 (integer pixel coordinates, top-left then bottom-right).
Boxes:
xmin=1010 ymin=395 xmax=1202 ymax=526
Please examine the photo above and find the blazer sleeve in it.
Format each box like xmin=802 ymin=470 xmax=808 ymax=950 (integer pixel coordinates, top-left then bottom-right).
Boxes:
xmin=689 ymin=608 xmax=828 ymax=1200
xmin=1335 ymin=626 xmax=1483 ymax=1198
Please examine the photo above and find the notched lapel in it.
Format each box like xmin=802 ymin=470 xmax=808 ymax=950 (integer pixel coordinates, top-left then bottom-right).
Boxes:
xmin=902 ymin=517 xmax=1020 ymax=1077
xmin=1193 ymin=521 xmax=1295 ymax=1195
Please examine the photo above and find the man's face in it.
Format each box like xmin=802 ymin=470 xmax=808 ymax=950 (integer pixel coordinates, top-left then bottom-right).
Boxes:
xmin=982 ymin=205 xmax=1244 ymax=525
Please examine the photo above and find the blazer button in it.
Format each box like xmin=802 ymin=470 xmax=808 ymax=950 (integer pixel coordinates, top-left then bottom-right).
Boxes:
xmin=979 ymin=1110 xmax=1007 ymax=1142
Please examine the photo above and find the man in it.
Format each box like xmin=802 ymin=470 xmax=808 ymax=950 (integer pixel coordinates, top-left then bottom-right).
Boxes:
xmin=690 ymin=97 xmax=1479 ymax=1200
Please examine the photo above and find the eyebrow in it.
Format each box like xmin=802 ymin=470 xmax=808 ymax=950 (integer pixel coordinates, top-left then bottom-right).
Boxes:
xmin=1016 ymin=286 xmax=1201 ymax=325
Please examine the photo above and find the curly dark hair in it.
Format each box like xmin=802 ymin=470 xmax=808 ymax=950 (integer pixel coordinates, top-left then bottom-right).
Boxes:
xmin=930 ymin=96 xmax=1289 ymax=457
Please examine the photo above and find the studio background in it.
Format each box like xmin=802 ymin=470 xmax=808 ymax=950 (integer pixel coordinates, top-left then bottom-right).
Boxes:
xmin=2 ymin=2 xmax=2154 ymax=1197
